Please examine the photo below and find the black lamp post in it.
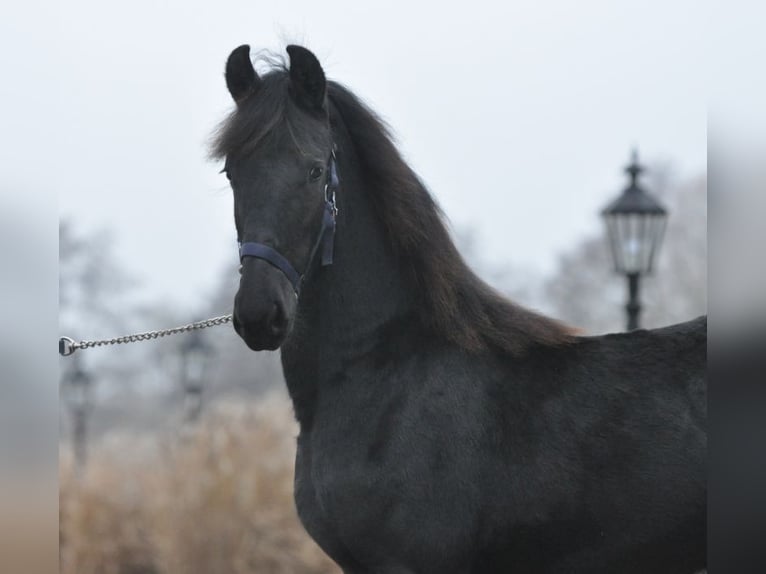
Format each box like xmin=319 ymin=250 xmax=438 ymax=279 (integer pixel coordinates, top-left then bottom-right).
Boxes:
xmin=62 ymin=355 xmax=93 ymax=475
xmin=178 ymin=329 xmax=213 ymax=423
xmin=602 ymin=150 xmax=668 ymax=331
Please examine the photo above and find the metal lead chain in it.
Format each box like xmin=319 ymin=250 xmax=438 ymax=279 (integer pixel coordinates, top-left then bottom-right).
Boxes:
xmin=59 ymin=314 xmax=233 ymax=357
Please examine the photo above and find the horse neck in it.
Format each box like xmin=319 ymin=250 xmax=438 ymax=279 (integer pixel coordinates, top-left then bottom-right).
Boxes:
xmin=280 ymin=130 xmax=415 ymax=426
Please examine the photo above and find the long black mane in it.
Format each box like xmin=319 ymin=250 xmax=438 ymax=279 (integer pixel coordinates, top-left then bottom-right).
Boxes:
xmin=326 ymin=82 xmax=575 ymax=356
xmin=212 ymin=65 xmax=575 ymax=357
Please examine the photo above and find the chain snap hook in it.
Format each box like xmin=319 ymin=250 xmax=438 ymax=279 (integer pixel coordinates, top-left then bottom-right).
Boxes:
xmin=59 ymin=337 xmax=77 ymax=357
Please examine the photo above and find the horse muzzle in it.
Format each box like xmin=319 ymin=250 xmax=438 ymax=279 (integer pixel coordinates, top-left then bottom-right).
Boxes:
xmin=233 ymin=258 xmax=296 ymax=351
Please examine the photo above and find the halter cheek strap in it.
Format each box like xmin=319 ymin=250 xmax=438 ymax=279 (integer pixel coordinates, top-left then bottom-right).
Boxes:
xmin=238 ymin=151 xmax=339 ymax=296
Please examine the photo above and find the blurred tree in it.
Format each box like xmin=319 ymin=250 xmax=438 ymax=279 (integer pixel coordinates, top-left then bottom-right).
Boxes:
xmin=59 ymin=220 xmax=134 ymax=335
xmin=59 ymin=221 xmax=165 ymax=434
xmin=544 ymin=173 xmax=707 ymax=334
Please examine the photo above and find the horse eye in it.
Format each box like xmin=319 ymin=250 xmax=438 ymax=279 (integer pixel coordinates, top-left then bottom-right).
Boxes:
xmin=309 ymin=166 xmax=324 ymax=181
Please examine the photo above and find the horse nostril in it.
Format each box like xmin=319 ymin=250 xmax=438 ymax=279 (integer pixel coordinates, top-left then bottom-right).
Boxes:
xmin=268 ymin=302 xmax=288 ymax=337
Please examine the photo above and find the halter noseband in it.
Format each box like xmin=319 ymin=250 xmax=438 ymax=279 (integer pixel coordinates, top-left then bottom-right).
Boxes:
xmin=238 ymin=149 xmax=339 ymax=296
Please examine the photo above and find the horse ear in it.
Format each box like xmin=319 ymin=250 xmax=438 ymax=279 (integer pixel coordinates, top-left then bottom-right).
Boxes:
xmin=225 ymin=45 xmax=260 ymax=104
xmin=286 ymin=45 xmax=326 ymax=111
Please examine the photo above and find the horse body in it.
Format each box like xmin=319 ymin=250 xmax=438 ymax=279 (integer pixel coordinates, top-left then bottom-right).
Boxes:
xmin=213 ymin=45 xmax=707 ymax=573
xmin=285 ymin=319 xmax=706 ymax=573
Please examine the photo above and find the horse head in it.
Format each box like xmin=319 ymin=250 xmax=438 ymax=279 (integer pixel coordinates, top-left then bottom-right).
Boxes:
xmin=218 ymin=45 xmax=335 ymax=351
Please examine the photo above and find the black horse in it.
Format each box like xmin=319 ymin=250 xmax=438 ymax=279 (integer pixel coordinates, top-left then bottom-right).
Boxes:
xmin=212 ymin=45 xmax=706 ymax=574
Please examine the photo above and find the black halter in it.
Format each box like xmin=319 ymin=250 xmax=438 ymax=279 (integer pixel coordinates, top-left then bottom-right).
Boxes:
xmin=238 ymin=150 xmax=339 ymax=296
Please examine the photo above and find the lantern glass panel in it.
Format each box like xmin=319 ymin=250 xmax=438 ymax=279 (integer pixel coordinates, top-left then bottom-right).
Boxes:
xmin=605 ymin=212 xmax=666 ymax=275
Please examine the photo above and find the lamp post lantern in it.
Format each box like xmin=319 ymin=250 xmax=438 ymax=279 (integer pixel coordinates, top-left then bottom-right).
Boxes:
xmin=178 ymin=329 xmax=214 ymax=423
xmin=62 ymin=355 xmax=93 ymax=475
xmin=602 ymin=150 xmax=668 ymax=331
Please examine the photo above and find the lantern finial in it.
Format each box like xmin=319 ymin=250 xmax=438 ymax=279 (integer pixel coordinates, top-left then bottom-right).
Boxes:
xmin=625 ymin=148 xmax=644 ymax=187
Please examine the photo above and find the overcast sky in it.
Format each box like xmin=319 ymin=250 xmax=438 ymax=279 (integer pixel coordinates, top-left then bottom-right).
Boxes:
xmin=8 ymin=0 xmax=707 ymax=314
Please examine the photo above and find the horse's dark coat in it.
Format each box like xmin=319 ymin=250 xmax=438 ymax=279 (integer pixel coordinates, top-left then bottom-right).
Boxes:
xmin=214 ymin=45 xmax=707 ymax=573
